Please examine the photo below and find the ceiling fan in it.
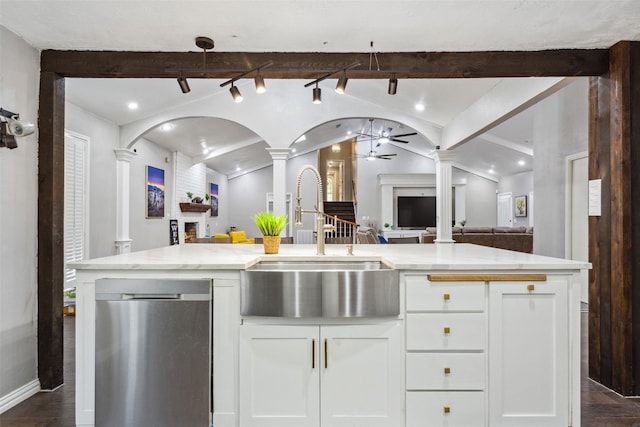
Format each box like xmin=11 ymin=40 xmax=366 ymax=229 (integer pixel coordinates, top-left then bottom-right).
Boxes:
xmin=356 ymin=118 xmax=417 ymax=146
xmin=355 ymin=119 xmax=398 ymax=160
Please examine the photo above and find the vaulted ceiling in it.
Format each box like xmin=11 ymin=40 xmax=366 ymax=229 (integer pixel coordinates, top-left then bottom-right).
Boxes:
xmin=3 ymin=1 xmax=639 ymax=179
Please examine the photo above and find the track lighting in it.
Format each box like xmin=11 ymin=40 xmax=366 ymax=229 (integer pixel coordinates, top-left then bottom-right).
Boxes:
xmin=230 ymin=83 xmax=243 ymax=103
xmin=220 ymin=61 xmax=274 ymax=101
xmin=388 ymin=75 xmax=398 ymax=95
xmin=254 ymin=73 xmax=266 ymax=94
xmin=335 ymin=72 xmax=348 ymax=94
xmin=177 ymin=73 xmax=190 ymax=94
xmin=313 ymin=84 xmax=322 ymax=104
xmin=304 ymin=62 xmax=360 ymax=104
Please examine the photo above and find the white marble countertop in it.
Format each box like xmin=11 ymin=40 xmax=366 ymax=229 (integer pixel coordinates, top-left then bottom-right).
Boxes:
xmin=69 ymin=243 xmax=590 ymax=271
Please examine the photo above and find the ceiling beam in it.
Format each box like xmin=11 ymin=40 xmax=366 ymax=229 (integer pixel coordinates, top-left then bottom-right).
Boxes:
xmin=41 ymin=49 xmax=609 ymax=79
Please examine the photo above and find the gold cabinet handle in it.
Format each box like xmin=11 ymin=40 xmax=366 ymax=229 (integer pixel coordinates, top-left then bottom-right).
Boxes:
xmin=444 ymin=327 xmax=451 ymax=334
xmin=444 ymin=367 xmax=451 ymax=374
xmin=324 ymin=338 xmax=328 ymax=369
xmin=312 ymin=339 xmax=315 ymax=369
xmin=443 ymin=293 xmax=450 ymax=301
xmin=527 ymin=284 xmax=535 ymax=291
xmin=444 ymin=406 xmax=451 ymax=414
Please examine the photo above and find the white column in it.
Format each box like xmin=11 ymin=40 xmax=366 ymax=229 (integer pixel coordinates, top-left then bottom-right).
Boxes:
xmin=267 ymin=148 xmax=291 ymax=218
xmin=114 ymin=148 xmax=137 ymax=253
xmin=434 ymin=150 xmax=456 ymax=243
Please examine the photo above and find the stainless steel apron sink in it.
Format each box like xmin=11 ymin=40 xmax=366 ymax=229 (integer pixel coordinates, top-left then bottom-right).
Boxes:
xmin=241 ymin=260 xmax=399 ymax=318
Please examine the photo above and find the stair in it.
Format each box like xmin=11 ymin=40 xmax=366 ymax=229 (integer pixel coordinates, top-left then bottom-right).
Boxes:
xmin=323 ymin=201 xmax=356 ymax=224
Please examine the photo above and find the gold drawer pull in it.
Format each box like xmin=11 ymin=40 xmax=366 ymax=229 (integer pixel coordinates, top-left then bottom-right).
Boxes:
xmin=443 ymin=293 xmax=450 ymax=301
xmin=444 ymin=367 xmax=451 ymax=374
xmin=444 ymin=327 xmax=451 ymax=334
xmin=527 ymin=284 xmax=535 ymax=292
xmin=444 ymin=406 xmax=451 ymax=414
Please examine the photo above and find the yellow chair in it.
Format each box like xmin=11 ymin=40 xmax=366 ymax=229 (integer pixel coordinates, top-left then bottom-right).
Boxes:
xmin=229 ymin=231 xmax=255 ymax=244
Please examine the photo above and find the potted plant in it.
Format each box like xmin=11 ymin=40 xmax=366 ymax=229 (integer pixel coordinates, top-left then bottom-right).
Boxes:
xmin=254 ymin=211 xmax=287 ymax=254
xmin=186 ymin=191 xmax=194 ymax=202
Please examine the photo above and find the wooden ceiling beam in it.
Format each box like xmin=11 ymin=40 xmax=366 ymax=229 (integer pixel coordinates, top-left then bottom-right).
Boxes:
xmin=41 ymin=49 xmax=609 ymax=79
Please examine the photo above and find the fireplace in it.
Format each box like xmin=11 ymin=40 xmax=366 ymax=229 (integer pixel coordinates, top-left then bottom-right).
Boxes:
xmin=184 ymin=222 xmax=198 ymax=243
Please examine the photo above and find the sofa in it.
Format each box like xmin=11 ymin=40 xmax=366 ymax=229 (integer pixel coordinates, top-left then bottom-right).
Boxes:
xmin=421 ymin=226 xmax=533 ymax=253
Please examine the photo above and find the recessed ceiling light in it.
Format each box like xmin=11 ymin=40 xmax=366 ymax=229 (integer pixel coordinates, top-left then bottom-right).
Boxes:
xmin=488 ymin=168 xmax=495 ymax=174
xmin=518 ymin=159 xmax=526 ymax=166
xmin=291 ymin=148 xmax=297 ymax=153
xmin=127 ymin=102 xmax=138 ymax=110
xmin=415 ymin=103 xmax=425 ymax=111
xmin=160 ymin=123 xmax=174 ymax=132
xmin=236 ymin=166 xmax=241 ymax=171
xmin=347 ymin=131 xmax=352 ymax=135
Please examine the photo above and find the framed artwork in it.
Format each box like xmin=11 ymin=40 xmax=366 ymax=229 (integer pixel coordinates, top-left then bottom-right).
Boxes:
xmin=210 ymin=183 xmax=219 ymax=217
xmin=515 ymin=195 xmax=527 ymax=217
xmin=146 ymin=165 xmax=165 ymax=218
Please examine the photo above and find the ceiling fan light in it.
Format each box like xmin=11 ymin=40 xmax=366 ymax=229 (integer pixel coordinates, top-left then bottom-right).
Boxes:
xmin=313 ymin=85 xmax=322 ymax=104
xmin=230 ymin=84 xmax=243 ymax=103
xmin=177 ymin=74 xmax=190 ymax=94
xmin=254 ymin=73 xmax=266 ymax=93
xmin=335 ymin=72 xmax=348 ymax=94
xmin=388 ymin=75 xmax=398 ymax=95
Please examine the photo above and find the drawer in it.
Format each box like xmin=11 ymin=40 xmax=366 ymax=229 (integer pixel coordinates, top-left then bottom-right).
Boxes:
xmin=407 ymin=313 xmax=486 ymax=350
xmin=407 ymin=353 xmax=485 ymax=390
xmin=407 ymin=391 xmax=485 ymax=427
xmin=406 ymin=276 xmax=485 ymax=312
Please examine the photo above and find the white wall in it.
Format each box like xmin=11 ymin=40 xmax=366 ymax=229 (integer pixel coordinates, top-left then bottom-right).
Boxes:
xmin=228 ymin=166 xmax=273 ymax=237
xmin=129 ymin=138 xmax=173 ymax=251
xmin=462 ymin=173 xmax=499 ymax=226
xmin=206 ymin=168 xmax=229 ymax=236
xmin=533 ymin=79 xmax=588 ymax=257
xmin=498 ymin=171 xmax=533 ymax=227
xmin=0 ymin=26 xmax=40 ymax=402
xmin=65 ymin=102 xmax=119 ymax=258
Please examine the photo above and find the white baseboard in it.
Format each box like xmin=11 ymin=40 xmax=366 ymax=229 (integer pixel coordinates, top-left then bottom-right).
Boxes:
xmin=0 ymin=379 xmax=41 ymax=414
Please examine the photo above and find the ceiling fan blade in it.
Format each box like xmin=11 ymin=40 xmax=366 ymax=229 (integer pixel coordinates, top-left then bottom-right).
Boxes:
xmin=391 ymin=132 xmax=418 ymax=138
xmin=378 ymin=156 xmax=393 ymax=160
xmin=378 ymin=153 xmax=397 ymax=158
xmin=390 ymin=138 xmax=410 ymax=143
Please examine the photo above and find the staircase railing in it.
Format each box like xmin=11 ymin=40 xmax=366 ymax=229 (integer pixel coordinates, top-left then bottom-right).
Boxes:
xmin=321 ymin=213 xmax=359 ymax=244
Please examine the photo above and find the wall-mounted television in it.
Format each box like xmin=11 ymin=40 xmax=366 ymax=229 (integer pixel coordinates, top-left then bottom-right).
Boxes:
xmin=397 ymin=196 xmax=436 ymax=228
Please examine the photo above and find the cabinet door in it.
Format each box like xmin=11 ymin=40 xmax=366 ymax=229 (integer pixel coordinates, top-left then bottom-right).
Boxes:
xmin=239 ymin=325 xmax=320 ymax=427
xmin=320 ymin=323 xmax=404 ymax=427
xmin=488 ymin=279 xmax=569 ymax=426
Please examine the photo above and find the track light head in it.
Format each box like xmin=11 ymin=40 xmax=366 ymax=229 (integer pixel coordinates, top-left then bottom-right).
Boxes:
xmin=230 ymin=84 xmax=243 ymax=103
xmin=313 ymin=85 xmax=322 ymax=104
xmin=177 ymin=74 xmax=190 ymax=94
xmin=335 ymin=72 xmax=348 ymax=94
xmin=388 ymin=75 xmax=398 ymax=95
xmin=254 ymin=73 xmax=266 ymax=94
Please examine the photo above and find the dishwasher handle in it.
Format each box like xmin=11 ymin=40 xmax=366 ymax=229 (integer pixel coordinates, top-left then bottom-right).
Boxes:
xmin=122 ymin=293 xmax=181 ymax=300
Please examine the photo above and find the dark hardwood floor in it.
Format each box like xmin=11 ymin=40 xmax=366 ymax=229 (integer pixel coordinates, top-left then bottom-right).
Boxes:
xmin=2 ymin=309 xmax=640 ymax=426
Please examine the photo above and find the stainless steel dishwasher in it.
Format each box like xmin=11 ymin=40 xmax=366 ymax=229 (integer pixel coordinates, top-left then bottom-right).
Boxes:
xmin=95 ymin=278 xmax=211 ymax=427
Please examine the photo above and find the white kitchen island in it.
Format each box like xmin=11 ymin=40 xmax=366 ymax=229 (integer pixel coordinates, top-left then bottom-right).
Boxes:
xmin=71 ymin=243 xmax=589 ymax=427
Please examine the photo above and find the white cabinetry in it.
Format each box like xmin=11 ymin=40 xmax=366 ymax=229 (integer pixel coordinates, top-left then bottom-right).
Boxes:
xmin=405 ymin=275 xmax=486 ymax=427
xmin=239 ymin=322 xmax=403 ymax=427
xmin=488 ymin=279 xmax=569 ymax=426
xmin=404 ymin=273 xmax=574 ymax=427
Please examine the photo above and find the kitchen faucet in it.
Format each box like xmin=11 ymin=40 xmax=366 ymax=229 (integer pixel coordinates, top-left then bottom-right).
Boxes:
xmin=294 ymin=165 xmax=335 ymax=255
